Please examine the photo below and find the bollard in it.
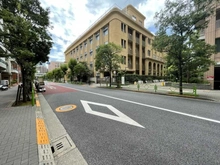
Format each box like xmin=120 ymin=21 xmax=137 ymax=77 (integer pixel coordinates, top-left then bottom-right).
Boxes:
xmin=137 ymin=83 xmax=140 ymax=91
xmin=154 ymin=84 xmax=158 ymax=92
xmin=193 ymin=86 xmax=197 ymax=96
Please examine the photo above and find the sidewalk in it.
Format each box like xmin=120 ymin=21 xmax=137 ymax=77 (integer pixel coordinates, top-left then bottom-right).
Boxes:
xmin=0 ymin=85 xmax=87 ymax=165
xmin=0 ymin=86 xmax=38 ymax=165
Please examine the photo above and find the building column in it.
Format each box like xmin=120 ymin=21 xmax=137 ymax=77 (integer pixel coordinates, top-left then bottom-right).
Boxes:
xmin=132 ymin=30 xmax=136 ymax=72
xmin=139 ymin=34 xmax=142 ymax=75
xmin=145 ymin=61 xmax=149 ymax=76
xmin=152 ymin=62 xmax=154 ymax=75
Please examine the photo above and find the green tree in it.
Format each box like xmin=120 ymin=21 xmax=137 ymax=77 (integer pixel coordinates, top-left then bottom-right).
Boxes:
xmin=45 ymin=71 xmax=54 ymax=81
xmin=95 ymin=42 xmax=122 ymax=87
xmin=152 ymin=0 xmax=218 ymax=94
xmin=60 ymin=64 xmax=68 ymax=83
xmin=53 ymin=68 xmax=63 ymax=82
xmin=74 ymin=62 xmax=89 ymax=82
xmin=68 ymin=58 xmax=77 ymax=82
xmin=0 ymin=0 xmax=52 ymax=102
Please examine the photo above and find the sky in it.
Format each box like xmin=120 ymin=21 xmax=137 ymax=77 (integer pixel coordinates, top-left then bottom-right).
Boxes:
xmin=39 ymin=0 xmax=166 ymax=62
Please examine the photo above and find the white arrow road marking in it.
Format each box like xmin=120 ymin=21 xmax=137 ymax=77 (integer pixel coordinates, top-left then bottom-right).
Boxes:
xmin=81 ymin=100 xmax=145 ymax=128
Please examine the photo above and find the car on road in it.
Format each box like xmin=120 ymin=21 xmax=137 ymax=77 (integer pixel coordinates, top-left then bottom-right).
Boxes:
xmin=0 ymin=84 xmax=8 ymax=91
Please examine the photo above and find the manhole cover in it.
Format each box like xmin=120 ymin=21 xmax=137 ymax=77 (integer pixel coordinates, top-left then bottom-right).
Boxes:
xmin=56 ymin=104 xmax=77 ymax=112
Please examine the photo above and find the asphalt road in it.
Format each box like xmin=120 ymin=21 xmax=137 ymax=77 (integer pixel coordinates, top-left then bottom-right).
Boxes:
xmin=43 ymin=82 xmax=220 ymax=165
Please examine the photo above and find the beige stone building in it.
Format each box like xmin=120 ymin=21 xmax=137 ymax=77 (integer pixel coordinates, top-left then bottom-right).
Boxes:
xmin=201 ymin=3 xmax=220 ymax=89
xmin=64 ymin=5 xmax=165 ymax=82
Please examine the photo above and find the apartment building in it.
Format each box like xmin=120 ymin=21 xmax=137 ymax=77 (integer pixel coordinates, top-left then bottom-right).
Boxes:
xmin=0 ymin=48 xmax=20 ymax=85
xmin=64 ymin=5 xmax=165 ymax=81
xmin=200 ymin=3 xmax=220 ymax=89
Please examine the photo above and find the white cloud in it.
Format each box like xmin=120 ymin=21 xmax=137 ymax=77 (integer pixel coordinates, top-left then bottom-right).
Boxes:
xmin=39 ymin=0 xmax=165 ymax=62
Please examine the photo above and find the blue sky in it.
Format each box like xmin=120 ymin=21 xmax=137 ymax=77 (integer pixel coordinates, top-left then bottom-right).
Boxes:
xmin=39 ymin=0 xmax=166 ymax=62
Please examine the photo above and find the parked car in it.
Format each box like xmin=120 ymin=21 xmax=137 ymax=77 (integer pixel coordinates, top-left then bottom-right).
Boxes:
xmin=35 ymin=81 xmax=46 ymax=92
xmin=0 ymin=84 xmax=8 ymax=91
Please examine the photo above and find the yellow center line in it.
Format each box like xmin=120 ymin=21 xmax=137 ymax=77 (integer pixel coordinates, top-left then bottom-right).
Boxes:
xmin=36 ymin=118 xmax=49 ymax=144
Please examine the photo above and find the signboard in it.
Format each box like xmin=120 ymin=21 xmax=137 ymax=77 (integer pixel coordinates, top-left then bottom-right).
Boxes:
xmin=207 ymin=76 xmax=214 ymax=80
xmin=35 ymin=73 xmax=46 ymax=77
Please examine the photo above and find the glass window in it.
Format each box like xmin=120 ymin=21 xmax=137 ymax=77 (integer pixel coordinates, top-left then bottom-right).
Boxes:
xmin=121 ymin=23 xmax=126 ymax=32
xmin=215 ymin=38 xmax=220 ymax=52
xmin=148 ymin=50 xmax=151 ymax=56
xmin=96 ymin=33 xmax=99 ymax=40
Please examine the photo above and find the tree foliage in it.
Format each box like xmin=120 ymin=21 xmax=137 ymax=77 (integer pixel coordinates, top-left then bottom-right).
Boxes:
xmin=152 ymin=0 xmax=218 ymax=94
xmin=0 ymin=0 xmax=53 ymax=101
xmin=95 ymin=42 xmax=122 ymax=87
xmin=60 ymin=64 xmax=68 ymax=82
xmin=68 ymin=58 xmax=77 ymax=82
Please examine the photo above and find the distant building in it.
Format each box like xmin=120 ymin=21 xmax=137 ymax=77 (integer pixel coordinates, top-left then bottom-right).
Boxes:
xmin=64 ymin=4 xmax=166 ymax=82
xmin=48 ymin=61 xmax=65 ymax=72
xmin=200 ymin=3 xmax=220 ymax=89
xmin=0 ymin=51 xmax=20 ymax=85
xmin=36 ymin=63 xmax=48 ymax=73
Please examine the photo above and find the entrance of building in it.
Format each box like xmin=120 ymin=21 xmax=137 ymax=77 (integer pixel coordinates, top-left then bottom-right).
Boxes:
xmin=214 ymin=66 xmax=220 ymax=90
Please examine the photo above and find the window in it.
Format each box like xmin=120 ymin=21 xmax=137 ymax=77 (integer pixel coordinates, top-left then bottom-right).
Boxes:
xmin=85 ymin=53 xmax=87 ymax=58
xmin=80 ymin=44 xmax=82 ymax=49
xmin=89 ymin=37 xmax=93 ymax=44
xmin=90 ymin=50 xmax=93 ymax=56
xmin=121 ymin=39 xmax=126 ymax=48
xmin=148 ymin=50 xmax=151 ymax=56
xmin=90 ymin=63 xmax=93 ymax=68
xmin=84 ymin=42 xmax=87 ymax=47
xmin=80 ymin=55 xmax=83 ymax=59
xmin=132 ymin=15 xmax=136 ymax=21
xmin=215 ymin=38 xmax=220 ymax=52
xmin=77 ymin=58 xmax=79 ymax=61
xmin=148 ymin=38 xmax=151 ymax=45
xmin=121 ymin=23 xmax=126 ymax=32
xmin=103 ymin=27 xmax=108 ymax=36
xmin=96 ymin=33 xmax=99 ymax=40
xmin=96 ymin=46 xmax=99 ymax=50
xmin=122 ymin=56 xmax=126 ymax=64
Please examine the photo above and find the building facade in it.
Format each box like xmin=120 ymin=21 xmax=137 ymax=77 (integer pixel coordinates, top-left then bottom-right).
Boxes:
xmin=201 ymin=3 xmax=220 ymax=89
xmin=0 ymin=49 xmax=20 ymax=85
xmin=64 ymin=5 xmax=165 ymax=82
xmin=48 ymin=61 xmax=65 ymax=72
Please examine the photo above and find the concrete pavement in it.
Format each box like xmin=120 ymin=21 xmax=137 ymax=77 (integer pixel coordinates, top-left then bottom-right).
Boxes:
xmin=0 ymin=83 xmax=219 ymax=165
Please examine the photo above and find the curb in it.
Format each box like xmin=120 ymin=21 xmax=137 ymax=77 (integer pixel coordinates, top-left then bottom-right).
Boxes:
xmin=35 ymin=93 xmax=56 ymax=165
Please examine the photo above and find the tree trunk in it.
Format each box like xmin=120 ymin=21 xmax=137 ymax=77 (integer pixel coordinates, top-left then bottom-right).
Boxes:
xmin=21 ymin=67 xmax=27 ymax=102
xmin=178 ymin=59 xmax=183 ymax=95
xmin=109 ymin=71 xmax=111 ymax=87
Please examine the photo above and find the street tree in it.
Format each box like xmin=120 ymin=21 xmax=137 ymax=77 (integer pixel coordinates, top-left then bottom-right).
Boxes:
xmin=152 ymin=0 xmax=218 ymax=94
xmin=95 ymin=42 xmax=122 ymax=87
xmin=53 ymin=68 xmax=63 ymax=82
xmin=0 ymin=0 xmax=53 ymax=102
xmin=74 ymin=62 xmax=88 ymax=82
xmin=68 ymin=58 xmax=77 ymax=82
xmin=60 ymin=64 xmax=68 ymax=83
